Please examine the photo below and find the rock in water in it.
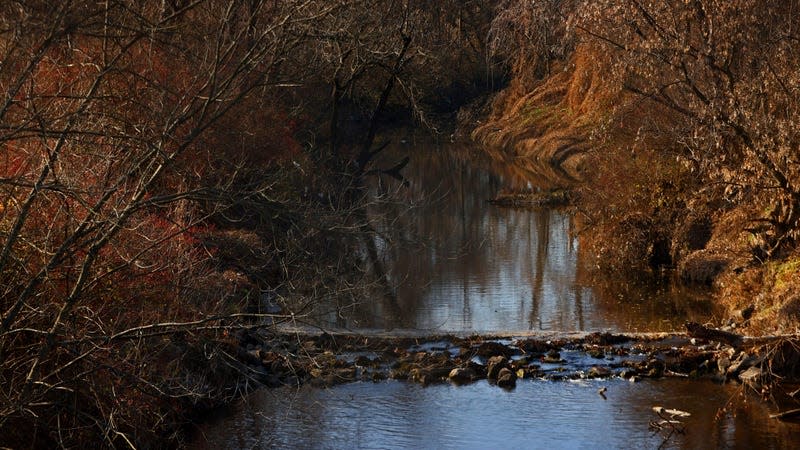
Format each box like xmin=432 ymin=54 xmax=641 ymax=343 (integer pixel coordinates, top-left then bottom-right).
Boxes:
xmin=497 ymin=367 xmax=517 ymax=388
xmin=448 ymin=367 xmax=476 ymax=385
xmin=588 ymin=366 xmax=611 ymax=378
xmin=487 ymin=356 xmax=509 ymax=380
xmin=476 ymin=341 xmax=514 ymax=358
xmin=542 ymin=349 xmax=563 ymax=363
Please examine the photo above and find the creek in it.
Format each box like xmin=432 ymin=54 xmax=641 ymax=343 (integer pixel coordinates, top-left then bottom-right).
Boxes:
xmin=191 ymin=133 xmax=800 ymax=449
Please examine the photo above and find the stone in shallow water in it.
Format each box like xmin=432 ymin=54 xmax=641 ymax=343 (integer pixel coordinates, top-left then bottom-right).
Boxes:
xmin=487 ymin=356 xmax=509 ymax=380
xmin=476 ymin=341 xmax=514 ymax=358
xmin=448 ymin=367 xmax=477 ymax=385
xmin=516 ymin=339 xmax=553 ymax=355
xmin=496 ymin=367 xmax=517 ymax=389
xmin=584 ymin=332 xmax=630 ymax=346
xmin=354 ymin=355 xmax=374 ymax=367
xmin=588 ymin=366 xmax=611 ymax=378
xmin=335 ymin=367 xmax=357 ymax=382
xmin=587 ymin=348 xmax=606 ymax=359
xmin=513 ymin=356 xmax=531 ymax=367
xmin=542 ymin=349 xmax=563 ymax=363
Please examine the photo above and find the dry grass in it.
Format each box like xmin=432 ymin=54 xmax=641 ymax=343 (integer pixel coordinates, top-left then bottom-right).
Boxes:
xmin=473 ymin=42 xmax=617 ymax=184
xmin=475 ymin=0 xmax=800 ymax=338
xmin=715 ymin=255 xmax=800 ymax=335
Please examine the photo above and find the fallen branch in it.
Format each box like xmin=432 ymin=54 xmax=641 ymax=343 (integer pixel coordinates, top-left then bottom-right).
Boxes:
xmin=770 ymin=408 xmax=800 ymax=420
xmin=649 ymin=406 xmax=689 ymax=448
xmin=685 ymin=322 xmax=743 ymax=349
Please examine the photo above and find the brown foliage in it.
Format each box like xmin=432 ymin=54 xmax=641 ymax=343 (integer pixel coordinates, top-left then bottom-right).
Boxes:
xmin=0 ymin=1 xmax=501 ymax=446
xmin=0 ymin=1 xmax=313 ymax=447
xmin=483 ymin=0 xmax=800 ymax=285
xmin=577 ymin=0 xmax=800 ymax=255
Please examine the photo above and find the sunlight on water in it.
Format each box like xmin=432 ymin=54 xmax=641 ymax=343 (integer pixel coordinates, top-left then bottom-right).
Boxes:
xmin=192 ymin=379 xmax=800 ymax=450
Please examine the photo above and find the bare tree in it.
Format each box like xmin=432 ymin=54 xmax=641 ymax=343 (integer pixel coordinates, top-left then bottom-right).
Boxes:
xmin=0 ymin=1 xmax=500 ymax=446
xmin=0 ymin=1 xmax=319 ymax=446
xmin=577 ymin=0 xmax=800 ymax=256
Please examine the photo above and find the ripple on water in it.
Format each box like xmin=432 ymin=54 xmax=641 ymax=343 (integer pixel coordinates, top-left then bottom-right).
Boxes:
xmin=191 ymin=378 xmax=800 ymax=450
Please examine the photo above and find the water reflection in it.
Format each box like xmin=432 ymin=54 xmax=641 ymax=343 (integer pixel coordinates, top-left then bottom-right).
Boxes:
xmin=192 ymin=379 xmax=800 ymax=450
xmin=314 ymin=133 xmax=714 ymax=333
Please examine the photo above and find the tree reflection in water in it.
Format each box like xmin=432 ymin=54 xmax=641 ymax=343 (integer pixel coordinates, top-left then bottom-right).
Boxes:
xmin=310 ymin=132 xmax=717 ymax=333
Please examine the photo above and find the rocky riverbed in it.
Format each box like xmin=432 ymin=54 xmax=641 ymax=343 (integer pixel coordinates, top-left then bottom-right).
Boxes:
xmin=233 ymin=327 xmax=800 ymax=414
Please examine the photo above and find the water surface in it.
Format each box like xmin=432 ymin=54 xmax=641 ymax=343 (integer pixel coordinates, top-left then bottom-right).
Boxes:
xmin=194 ymin=379 xmax=800 ymax=449
xmin=309 ymin=133 xmax=713 ymax=333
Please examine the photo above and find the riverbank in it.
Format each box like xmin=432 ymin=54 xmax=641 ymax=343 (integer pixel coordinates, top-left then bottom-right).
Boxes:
xmin=470 ymin=1 xmax=800 ymax=336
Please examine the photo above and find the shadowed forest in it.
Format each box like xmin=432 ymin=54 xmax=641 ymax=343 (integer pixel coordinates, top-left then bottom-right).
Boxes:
xmin=2 ymin=1 xmax=800 ymax=447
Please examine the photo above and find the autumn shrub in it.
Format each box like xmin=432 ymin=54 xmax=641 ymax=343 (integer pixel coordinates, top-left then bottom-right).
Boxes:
xmin=577 ymin=137 xmax=697 ymax=272
xmin=716 ymin=252 xmax=800 ymax=334
xmin=0 ymin=2 xmax=320 ymax=446
xmin=577 ymin=0 xmax=800 ymax=257
xmin=484 ymin=0 xmax=800 ymax=279
xmin=487 ymin=0 xmax=577 ymax=91
xmin=0 ymin=1 xmax=526 ymax=447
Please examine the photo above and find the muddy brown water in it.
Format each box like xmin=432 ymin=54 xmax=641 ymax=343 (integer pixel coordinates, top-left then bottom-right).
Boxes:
xmin=192 ymin=133 xmax=800 ymax=449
